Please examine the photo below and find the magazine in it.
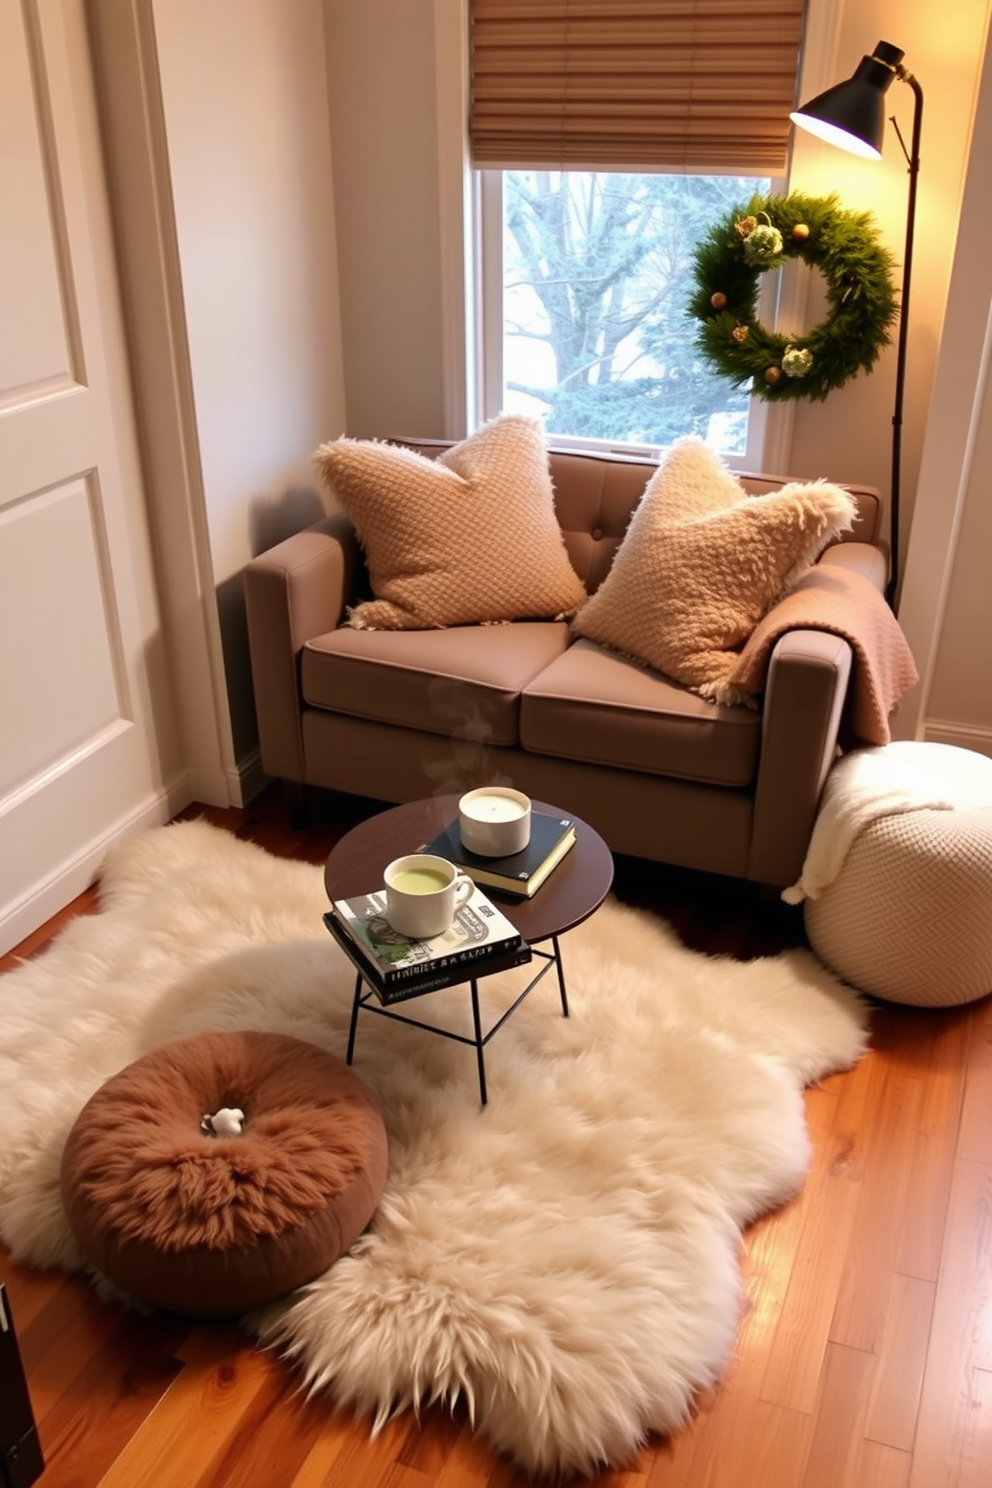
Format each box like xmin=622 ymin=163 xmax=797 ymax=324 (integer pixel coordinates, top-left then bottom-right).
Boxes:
xmin=324 ymin=881 xmax=530 ymax=1002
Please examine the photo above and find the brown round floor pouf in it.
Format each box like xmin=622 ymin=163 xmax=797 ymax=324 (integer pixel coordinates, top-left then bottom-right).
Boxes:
xmin=60 ymin=1031 xmax=388 ymax=1315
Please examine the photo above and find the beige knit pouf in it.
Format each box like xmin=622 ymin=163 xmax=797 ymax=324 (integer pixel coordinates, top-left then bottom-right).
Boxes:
xmin=804 ymin=804 xmax=992 ymax=1006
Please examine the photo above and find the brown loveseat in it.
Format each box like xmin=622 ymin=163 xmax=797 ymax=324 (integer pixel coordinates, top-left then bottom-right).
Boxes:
xmin=243 ymin=442 xmax=887 ymax=888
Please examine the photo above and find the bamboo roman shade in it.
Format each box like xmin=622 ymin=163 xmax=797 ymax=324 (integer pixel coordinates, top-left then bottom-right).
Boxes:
xmin=470 ymin=0 xmax=807 ymax=175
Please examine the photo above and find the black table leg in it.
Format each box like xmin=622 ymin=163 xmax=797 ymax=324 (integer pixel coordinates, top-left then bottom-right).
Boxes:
xmin=469 ymin=979 xmax=488 ymax=1107
xmin=552 ymin=934 xmax=569 ymax=1017
xmin=345 ymin=973 xmax=363 ymax=1064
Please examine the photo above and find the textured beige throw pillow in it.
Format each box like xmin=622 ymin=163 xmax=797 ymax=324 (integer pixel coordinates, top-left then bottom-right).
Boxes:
xmin=572 ymin=437 xmax=856 ymax=704
xmin=315 ymin=416 xmax=587 ymax=630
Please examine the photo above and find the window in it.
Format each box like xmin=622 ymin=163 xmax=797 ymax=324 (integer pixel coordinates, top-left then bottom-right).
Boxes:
xmin=467 ymin=0 xmax=807 ymax=467
xmin=483 ymin=169 xmax=775 ymax=461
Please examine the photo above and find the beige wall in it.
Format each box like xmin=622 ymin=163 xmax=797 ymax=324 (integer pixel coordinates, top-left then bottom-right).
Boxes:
xmin=91 ymin=0 xmax=347 ymax=795
xmin=790 ymin=0 xmax=992 ymax=756
xmin=927 ymin=373 xmax=992 ymax=737
xmin=152 ymin=0 xmax=346 ymax=583
xmin=788 ymin=0 xmax=991 ymax=594
xmin=115 ymin=0 xmax=348 ymax=783
xmin=323 ymin=0 xmax=447 ymax=440
xmin=895 ymin=25 xmax=992 ymax=755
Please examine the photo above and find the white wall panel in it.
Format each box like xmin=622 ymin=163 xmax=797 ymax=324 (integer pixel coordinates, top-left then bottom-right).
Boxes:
xmin=0 ymin=477 xmax=122 ymax=801
xmin=0 ymin=0 xmax=75 ymax=399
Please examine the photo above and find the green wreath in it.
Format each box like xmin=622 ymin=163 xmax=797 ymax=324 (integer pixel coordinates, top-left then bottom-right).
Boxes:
xmin=688 ymin=191 xmax=899 ymax=402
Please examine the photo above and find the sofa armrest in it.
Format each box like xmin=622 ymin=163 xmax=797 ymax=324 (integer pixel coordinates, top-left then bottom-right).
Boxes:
xmin=819 ymin=540 xmax=888 ymax=590
xmin=244 ymin=511 xmax=361 ymax=782
xmin=747 ymin=628 xmax=853 ymax=887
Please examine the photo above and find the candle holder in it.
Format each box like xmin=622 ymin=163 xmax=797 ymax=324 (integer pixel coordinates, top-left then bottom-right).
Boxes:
xmin=458 ymin=787 xmax=532 ymax=857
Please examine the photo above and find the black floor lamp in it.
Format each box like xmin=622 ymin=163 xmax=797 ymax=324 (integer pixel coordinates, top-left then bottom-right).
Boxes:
xmin=790 ymin=40 xmax=923 ymax=610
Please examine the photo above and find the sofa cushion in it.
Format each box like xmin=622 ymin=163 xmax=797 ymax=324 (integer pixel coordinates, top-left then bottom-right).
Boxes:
xmin=571 ymin=437 xmax=856 ymax=705
xmin=302 ymin=621 xmax=572 ymax=746
xmin=314 ymin=415 xmax=587 ymax=630
xmin=521 ymin=639 xmax=762 ymax=788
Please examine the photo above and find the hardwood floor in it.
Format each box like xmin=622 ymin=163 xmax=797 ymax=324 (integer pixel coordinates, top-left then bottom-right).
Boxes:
xmin=2 ymin=784 xmax=990 ymax=1488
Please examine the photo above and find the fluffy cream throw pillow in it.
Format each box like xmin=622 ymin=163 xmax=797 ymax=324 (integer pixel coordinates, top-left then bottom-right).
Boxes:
xmin=314 ymin=416 xmax=587 ymax=630
xmin=572 ymin=437 xmax=857 ymax=704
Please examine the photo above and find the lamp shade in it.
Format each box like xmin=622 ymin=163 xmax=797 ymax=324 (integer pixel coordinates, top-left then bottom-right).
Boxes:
xmin=791 ymin=41 xmax=904 ymax=159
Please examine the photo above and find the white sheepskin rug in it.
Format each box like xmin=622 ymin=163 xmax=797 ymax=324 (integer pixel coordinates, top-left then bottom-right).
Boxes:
xmin=0 ymin=820 xmax=868 ymax=1477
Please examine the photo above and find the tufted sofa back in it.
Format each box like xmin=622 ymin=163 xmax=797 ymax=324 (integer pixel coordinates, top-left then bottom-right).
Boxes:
xmin=392 ymin=438 xmax=882 ymax=598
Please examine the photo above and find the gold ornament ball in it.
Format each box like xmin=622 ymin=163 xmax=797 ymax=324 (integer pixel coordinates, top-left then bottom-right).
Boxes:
xmin=792 ymin=222 xmax=810 ymax=242
xmin=731 ymin=324 xmax=750 ymax=344
xmin=710 ymin=291 xmax=728 ymax=310
xmin=764 ymin=366 xmax=782 ymax=385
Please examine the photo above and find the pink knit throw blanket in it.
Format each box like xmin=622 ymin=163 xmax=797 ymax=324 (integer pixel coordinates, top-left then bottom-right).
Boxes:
xmin=728 ymin=564 xmax=919 ymax=746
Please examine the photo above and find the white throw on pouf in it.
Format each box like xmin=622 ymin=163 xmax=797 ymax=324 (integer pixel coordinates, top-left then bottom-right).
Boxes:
xmin=786 ymin=742 xmax=992 ymax=1007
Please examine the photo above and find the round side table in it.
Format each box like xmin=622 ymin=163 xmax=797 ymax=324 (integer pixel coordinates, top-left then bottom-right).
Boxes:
xmin=325 ymin=796 xmax=614 ymax=1104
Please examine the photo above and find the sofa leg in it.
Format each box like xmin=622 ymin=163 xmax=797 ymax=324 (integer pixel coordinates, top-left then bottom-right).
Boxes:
xmin=283 ymin=780 xmax=311 ymax=830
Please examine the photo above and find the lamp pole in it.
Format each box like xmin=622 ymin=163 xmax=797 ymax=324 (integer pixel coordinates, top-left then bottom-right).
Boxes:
xmin=887 ymin=68 xmax=923 ymax=609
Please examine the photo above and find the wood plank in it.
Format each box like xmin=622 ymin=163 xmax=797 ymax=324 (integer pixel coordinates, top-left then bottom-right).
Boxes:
xmin=487 ymin=1440 xmax=648 ymax=1487
xmin=580 ymin=1465 xmax=650 ymax=1488
xmin=866 ymin=1002 xmax=951 ymax=1077
xmin=189 ymin=1356 xmax=333 ymax=1488
xmin=650 ymin=1113 xmax=826 ymax=1486
xmin=909 ymin=1159 xmax=992 ymax=1488
xmin=379 ymin=1466 xmax=434 ymax=1488
xmin=800 ymin=1342 xmax=875 ymax=1488
xmin=863 ymin=1274 xmax=935 ymax=1451
xmin=735 ymin=1083 xmax=841 ymax=1348
xmin=397 ymin=1401 xmax=465 ymax=1477
xmin=286 ymin=1405 xmax=356 ymax=1487
xmin=678 ymin=1397 xmax=811 ymax=1488
xmin=317 ymin=1411 xmax=429 ymax=1488
xmin=21 ymin=1284 xmax=129 ymax=1429
xmin=431 ymin=1415 xmax=511 ymax=1488
xmin=757 ymin=1144 xmax=862 ymax=1413
xmin=0 ymin=1246 xmax=76 ymax=1333
xmin=21 ymin=1310 xmax=186 ymax=1488
xmin=897 ymin=1005 xmax=972 ymax=1279
xmin=851 ymin=1440 xmax=912 ymax=1488
xmin=958 ymin=994 xmax=992 ymax=1164
xmin=827 ymin=1034 xmax=892 ymax=1182
xmin=829 ymin=1068 xmax=925 ymax=1352
xmin=94 ymin=1326 xmax=276 ymax=1488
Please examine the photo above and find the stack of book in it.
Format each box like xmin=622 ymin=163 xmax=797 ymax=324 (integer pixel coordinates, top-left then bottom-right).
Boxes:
xmin=324 ymin=881 xmax=531 ymax=1005
xmin=424 ymin=809 xmax=576 ymax=899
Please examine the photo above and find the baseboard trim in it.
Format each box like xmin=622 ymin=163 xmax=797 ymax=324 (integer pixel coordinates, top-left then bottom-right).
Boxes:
xmin=921 ymin=720 xmax=992 ymax=759
xmin=230 ymin=748 xmax=270 ymax=808
xmin=0 ymin=773 xmax=192 ymax=957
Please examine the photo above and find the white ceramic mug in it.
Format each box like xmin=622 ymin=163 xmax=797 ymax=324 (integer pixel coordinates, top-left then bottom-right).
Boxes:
xmin=459 ymin=787 xmax=532 ymax=857
xmin=383 ymin=853 xmax=474 ymax=939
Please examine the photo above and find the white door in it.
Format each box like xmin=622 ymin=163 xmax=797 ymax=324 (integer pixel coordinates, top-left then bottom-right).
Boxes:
xmin=0 ymin=0 xmax=186 ymax=953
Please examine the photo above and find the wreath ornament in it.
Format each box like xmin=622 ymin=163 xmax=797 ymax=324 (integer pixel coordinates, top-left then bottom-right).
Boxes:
xmin=689 ymin=191 xmax=899 ymax=401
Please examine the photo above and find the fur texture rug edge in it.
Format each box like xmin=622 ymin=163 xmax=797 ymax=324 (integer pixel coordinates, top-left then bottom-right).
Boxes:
xmin=0 ymin=820 xmax=869 ymax=1477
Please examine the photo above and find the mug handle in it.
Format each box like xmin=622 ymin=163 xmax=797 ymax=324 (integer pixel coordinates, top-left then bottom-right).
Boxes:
xmin=453 ymin=873 xmax=474 ymax=911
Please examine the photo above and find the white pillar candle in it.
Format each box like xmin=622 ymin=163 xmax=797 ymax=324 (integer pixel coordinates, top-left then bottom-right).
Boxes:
xmin=459 ymin=787 xmax=532 ymax=857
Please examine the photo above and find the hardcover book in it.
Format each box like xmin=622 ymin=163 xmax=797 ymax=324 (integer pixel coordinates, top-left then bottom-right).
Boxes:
xmin=324 ymin=882 xmax=530 ymax=1004
xmin=424 ymin=810 xmax=576 ymax=897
